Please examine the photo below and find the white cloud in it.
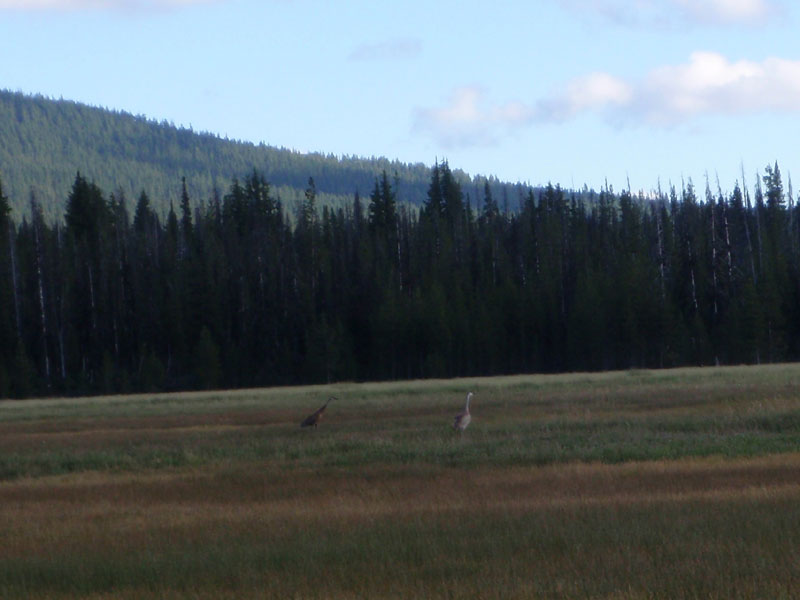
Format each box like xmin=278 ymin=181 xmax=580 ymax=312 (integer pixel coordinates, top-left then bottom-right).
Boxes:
xmin=348 ymin=39 xmax=422 ymax=62
xmin=537 ymin=73 xmax=632 ymax=122
xmin=413 ymin=86 xmax=534 ymax=148
xmin=537 ymin=52 xmax=800 ymax=126
xmin=414 ymin=52 xmax=800 ymax=147
xmin=0 ymin=0 xmax=218 ymax=10
xmin=556 ymin=0 xmax=779 ymax=26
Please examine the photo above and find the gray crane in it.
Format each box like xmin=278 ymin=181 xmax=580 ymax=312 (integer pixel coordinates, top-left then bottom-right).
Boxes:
xmin=453 ymin=392 xmax=473 ymax=432
xmin=300 ymin=397 xmax=336 ymax=428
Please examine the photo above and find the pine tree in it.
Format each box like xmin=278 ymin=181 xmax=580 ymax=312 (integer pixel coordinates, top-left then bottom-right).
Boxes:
xmin=180 ymin=176 xmax=192 ymax=244
xmin=763 ymin=162 xmax=785 ymax=214
xmin=368 ymin=170 xmax=397 ymax=233
xmin=440 ymin=161 xmax=464 ymax=229
xmin=302 ymin=176 xmax=316 ymax=231
xmin=481 ymin=180 xmax=499 ymax=221
xmin=166 ymin=201 xmax=179 ymax=250
xmin=0 ymin=177 xmax=18 ymax=395
xmin=64 ymin=173 xmax=112 ymax=388
xmin=0 ymin=176 xmax=9 ymax=225
xmin=64 ymin=172 xmax=109 ymax=249
xmin=422 ymin=160 xmax=443 ymax=222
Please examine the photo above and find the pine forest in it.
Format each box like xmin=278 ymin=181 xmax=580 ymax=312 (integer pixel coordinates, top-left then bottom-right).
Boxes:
xmin=0 ymin=159 xmax=798 ymax=398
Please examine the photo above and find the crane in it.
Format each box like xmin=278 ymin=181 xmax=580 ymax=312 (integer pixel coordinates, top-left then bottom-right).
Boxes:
xmin=453 ymin=392 xmax=473 ymax=432
xmin=300 ymin=397 xmax=336 ymax=429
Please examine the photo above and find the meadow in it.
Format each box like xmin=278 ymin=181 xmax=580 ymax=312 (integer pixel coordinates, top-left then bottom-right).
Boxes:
xmin=1 ymin=364 xmax=800 ymax=598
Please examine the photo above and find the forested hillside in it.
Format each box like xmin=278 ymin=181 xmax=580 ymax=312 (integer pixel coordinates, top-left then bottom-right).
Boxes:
xmin=0 ymin=90 xmax=514 ymax=221
xmin=1 ymin=160 xmax=798 ymax=398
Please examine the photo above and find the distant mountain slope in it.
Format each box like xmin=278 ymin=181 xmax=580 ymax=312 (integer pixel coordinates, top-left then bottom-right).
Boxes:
xmin=0 ymin=90 xmax=516 ymax=221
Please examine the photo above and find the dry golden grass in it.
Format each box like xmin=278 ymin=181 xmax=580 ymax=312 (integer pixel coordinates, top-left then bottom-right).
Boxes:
xmin=3 ymin=453 xmax=800 ymax=536
xmin=2 ymin=456 xmax=800 ymax=598
xmin=2 ymin=365 xmax=800 ymax=598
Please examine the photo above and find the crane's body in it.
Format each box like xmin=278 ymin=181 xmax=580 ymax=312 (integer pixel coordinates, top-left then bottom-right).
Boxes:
xmin=300 ymin=397 xmax=335 ymax=428
xmin=453 ymin=392 xmax=473 ymax=432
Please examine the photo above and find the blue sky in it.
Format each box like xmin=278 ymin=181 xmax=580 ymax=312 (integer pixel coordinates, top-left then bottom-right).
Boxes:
xmin=2 ymin=0 xmax=799 ymax=195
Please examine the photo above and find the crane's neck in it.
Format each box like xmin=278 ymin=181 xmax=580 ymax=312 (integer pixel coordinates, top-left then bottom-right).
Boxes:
xmin=465 ymin=393 xmax=472 ymax=412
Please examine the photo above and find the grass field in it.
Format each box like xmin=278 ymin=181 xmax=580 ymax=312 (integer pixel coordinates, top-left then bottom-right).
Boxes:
xmin=2 ymin=365 xmax=800 ymax=598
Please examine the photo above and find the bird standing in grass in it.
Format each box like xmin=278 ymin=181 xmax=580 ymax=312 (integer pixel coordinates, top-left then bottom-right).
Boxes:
xmin=300 ymin=397 xmax=336 ymax=428
xmin=453 ymin=392 xmax=473 ymax=432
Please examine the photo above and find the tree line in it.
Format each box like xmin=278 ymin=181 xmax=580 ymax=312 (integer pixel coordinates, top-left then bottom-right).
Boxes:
xmin=1 ymin=161 xmax=798 ymax=398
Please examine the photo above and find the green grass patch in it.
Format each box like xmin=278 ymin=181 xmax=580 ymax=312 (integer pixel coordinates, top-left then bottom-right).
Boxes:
xmin=2 ymin=377 xmax=800 ymax=479
xmin=3 ymin=364 xmax=800 ymax=598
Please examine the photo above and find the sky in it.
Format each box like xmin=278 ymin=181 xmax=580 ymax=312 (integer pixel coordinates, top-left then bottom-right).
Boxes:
xmin=1 ymin=0 xmax=799 ymax=195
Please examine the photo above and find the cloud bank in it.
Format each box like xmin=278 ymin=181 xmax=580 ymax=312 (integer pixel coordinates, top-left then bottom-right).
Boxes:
xmin=539 ymin=52 xmax=800 ymax=126
xmin=416 ymin=52 xmax=800 ymax=147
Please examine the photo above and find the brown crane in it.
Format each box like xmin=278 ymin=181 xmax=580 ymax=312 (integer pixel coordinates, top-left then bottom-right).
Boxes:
xmin=300 ymin=397 xmax=336 ymax=428
xmin=453 ymin=392 xmax=473 ymax=432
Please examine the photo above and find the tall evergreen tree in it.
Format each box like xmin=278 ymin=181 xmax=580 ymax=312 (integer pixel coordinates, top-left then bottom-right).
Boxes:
xmin=180 ymin=176 xmax=193 ymax=245
xmin=368 ymin=170 xmax=397 ymax=233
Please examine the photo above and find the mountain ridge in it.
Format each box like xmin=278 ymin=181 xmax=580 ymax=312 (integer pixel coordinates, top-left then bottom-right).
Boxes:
xmin=0 ymin=89 xmax=526 ymax=221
